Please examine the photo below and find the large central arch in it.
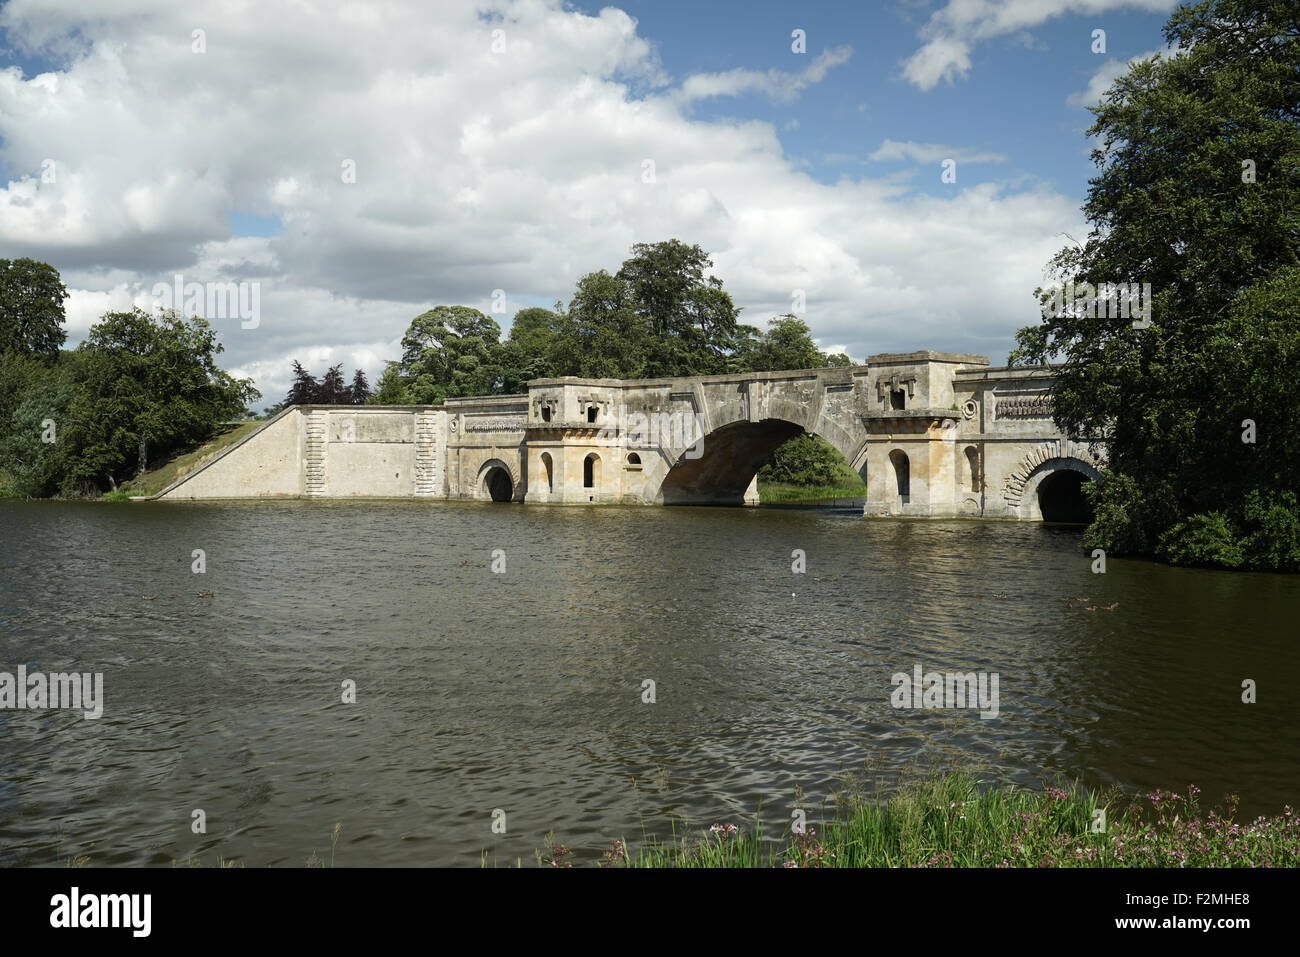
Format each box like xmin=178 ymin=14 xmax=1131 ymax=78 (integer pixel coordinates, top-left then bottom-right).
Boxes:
xmin=656 ymin=417 xmax=862 ymax=506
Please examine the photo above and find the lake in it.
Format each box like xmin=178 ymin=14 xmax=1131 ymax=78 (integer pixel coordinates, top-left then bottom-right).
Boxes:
xmin=0 ymin=499 xmax=1296 ymax=866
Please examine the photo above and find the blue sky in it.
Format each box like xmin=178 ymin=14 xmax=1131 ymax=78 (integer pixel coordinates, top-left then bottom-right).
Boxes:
xmin=0 ymin=0 xmax=1180 ymax=404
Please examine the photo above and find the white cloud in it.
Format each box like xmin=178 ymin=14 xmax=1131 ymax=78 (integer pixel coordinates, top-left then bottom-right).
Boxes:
xmin=868 ymin=140 xmax=1007 ymax=164
xmin=676 ymin=45 xmax=852 ymax=104
xmin=0 ymin=0 xmax=1086 ymax=403
xmin=902 ymin=0 xmax=1177 ymax=91
xmin=1066 ymin=45 xmax=1171 ymax=108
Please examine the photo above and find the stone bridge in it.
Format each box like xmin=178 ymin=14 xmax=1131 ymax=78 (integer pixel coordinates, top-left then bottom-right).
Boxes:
xmin=155 ymin=350 xmax=1105 ymax=520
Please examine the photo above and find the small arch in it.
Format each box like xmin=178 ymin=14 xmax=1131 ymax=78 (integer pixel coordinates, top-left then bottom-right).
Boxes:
xmin=964 ymin=445 xmax=980 ymax=492
xmin=583 ymin=453 xmax=601 ymax=489
xmin=476 ymin=458 xmax=518 ymax=503
xmin=626 ymin=452 xmax=641 ymax=469
xmin=1037 ymin=470 xmax=1091 ymax=522
xmin=1017 ymin=457 xmax=1101 ymax=521
xmin=484 ymin=467 xmax=513 ymax=502
xmin=540 ymin=452 xmax=554 ymax=492
xmin=889 ymin=449 xmax=910 ymax=505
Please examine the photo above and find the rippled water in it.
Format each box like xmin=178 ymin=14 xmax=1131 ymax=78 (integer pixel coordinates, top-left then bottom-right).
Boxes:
xmin=0 ymin=499 xmax=1296 ymax=866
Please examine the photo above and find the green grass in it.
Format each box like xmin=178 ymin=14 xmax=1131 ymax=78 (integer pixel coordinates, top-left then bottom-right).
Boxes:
xmin=104 ymin=420 xmax=264 ymax=499
xmin=533 ymin=772 xmax=1300 ymax=868
xmin=758 ymin=481 xmax=867 ymax=504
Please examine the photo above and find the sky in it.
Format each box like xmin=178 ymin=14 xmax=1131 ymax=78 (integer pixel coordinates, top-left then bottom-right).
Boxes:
xmin=0 ymin=0 xmax=1181 ymax=407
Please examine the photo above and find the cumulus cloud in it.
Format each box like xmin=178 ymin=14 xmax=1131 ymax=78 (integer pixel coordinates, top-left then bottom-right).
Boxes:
xmin=676 ymin=45 xmax=853 ymax=104
xmin=902 ymin=0 xmax=1177 ymax=91
xmin=868 ymin=140 xmax=1007 ymax=164
xmin=1066 ymin=45 xmax=1171 ymax=108
xmin=0 ymin=0 xmax=1085 ymax=403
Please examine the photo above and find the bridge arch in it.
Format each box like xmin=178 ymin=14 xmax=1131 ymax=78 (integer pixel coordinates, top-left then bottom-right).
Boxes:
xmin=476 ymin=458 xmax=518 ymax=502
xmin=654 ymin=416 xmax=860 ymax=506
xmin=1017 ymin=457 xmax=1100 ymax=522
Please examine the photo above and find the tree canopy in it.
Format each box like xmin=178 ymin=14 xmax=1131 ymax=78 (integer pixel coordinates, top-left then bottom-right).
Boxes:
xmin=1009 ymin=0 xmax=1300 ymax=570
xmin=0 ymin=257 xmax=69 ymax=358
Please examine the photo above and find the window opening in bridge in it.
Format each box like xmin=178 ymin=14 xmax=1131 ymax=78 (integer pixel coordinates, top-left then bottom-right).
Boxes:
xmin=541 ymin=406 xmax=551 ymax=423
xmin=540 ymin=452 xmax=553 ymax=492
xmin=964 ymin=446 xmax=980 ymax=492
xmin=584 ymin=453 xmax=600 ymax=488
xmin=889 ymin=449 xmax=910 ymax=504
xmin=587 ymin=406 xmax=598 ymax=423
xmin=626 ymin=453 xmax=641 ymax=469
xmin=890 ymin=388 xmax=906 ymax=410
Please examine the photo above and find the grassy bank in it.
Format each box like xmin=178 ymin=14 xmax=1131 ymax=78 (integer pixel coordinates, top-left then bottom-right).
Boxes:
xmin=758 ymin=481 xmax=867 ymax=504
xmin=103 ymin=420 xmax=262 ymax=499
xmin=0 ymin=420 xmax=262 ymax=500
xmin=537 ymin=773 xmax=1300 ymax=868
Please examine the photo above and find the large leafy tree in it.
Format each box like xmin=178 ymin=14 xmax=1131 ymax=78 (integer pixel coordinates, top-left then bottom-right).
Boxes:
xmin=614 ymin=239 xmax=741 ymax=376
xmin=0 ymin=258 xmax=68 ymax=358
xmin=399 ymin=305 xmax=506 ymax=403
xmin=1009 ymin=0 xmax=1300 ymax=569
xmin=0 ymin=351 xmax=83 ymax=496
xmin=549 ymin=270 xmax=649 ymax=378
xmin=62 ymin=308 xmax=258 ymax=489
xmin=735 ymin=314 xmax=845 ymax=372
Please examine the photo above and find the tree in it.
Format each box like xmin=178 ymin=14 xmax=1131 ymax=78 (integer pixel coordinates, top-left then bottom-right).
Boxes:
xmin=287 ymin=360 xmax=319 ymax=405
xmin=1008 ymin=0 xmax=1300 ymax=570
xmin=550 ymin=271 xmax=649 ymax=378
xmin=0 ymin=351 xmax=83 ymax=496
xmin=62 ymin=308 xmax=258 ymax=489
xmin=350 ymin=369 xmax=371 ymax=404
xmin=757 ymin=434 xmax=849 ymax=487
xmin=614 ymin=239 xmax=741 ymax=376
xmin=370 ymin=361 xmax=413 ymax=404
xmin=399 ymin=306 xmax=505 ymax=403
xmin=317 ymin=363 xmax=348 ymax=404
xmin=0 ymin=258 xmax=68 ymax=358
xmin=738 ymin=315 xmax=832 ymax=372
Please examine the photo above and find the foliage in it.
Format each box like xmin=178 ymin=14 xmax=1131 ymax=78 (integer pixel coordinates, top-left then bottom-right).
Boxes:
xmin=551 ymin=773 xmax=1300 ymax=868
xmin=735 ymin=315 xmax=828 ymax=372
xmin=0 ymin=257 xmax=69 ymax=358
xmin=271 ymin=360 xmax=372 ymax=410
xmin=1157 ymin=512 xmax=1246 ymax=568
xmin=399 ymin=305 xmax=507 ymax=403
xmin=758 ymin=434 xmax=846 ymax=486
xmin=1008 ymin=0 xmax=1300 ymax=570
xmin=0 ymin=351 xmax=83 ymax=496
xmin=59 ymin=308 xmax=258 ymax=491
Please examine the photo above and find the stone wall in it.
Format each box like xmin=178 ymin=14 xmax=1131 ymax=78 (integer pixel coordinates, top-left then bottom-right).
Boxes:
xmin=155 ymin=355 xmax=1104 ymax=520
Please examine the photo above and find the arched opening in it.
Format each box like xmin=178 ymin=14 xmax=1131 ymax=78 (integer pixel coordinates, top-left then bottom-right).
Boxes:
xmin=540 ymin=452 xmax=553 ymax=492
xmin=1037 ymin=469 xmax=1092 ymax=523
xmin=626 ymin=452 xmax=641 ymax=469
xmin=964 ymin=446 xmax=980 ymax=492
xmin=659 ymin=418 xmax=807 ymax=505
xmin=583 ymin=453 xmax=600 ymax=489
xmin=484 ymin=466 xmax=513 ymax=502
xmin=889 ymin=449 xmax=910 ymax=505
